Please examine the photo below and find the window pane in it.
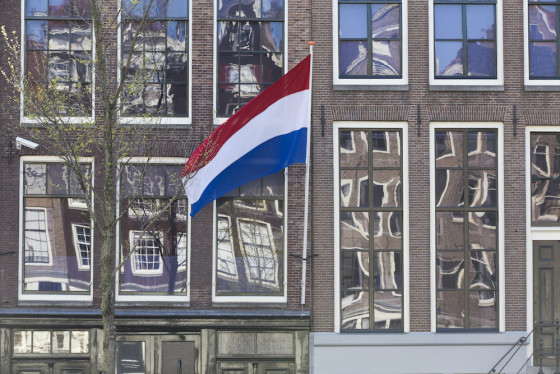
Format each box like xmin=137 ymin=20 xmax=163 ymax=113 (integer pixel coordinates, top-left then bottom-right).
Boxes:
xmin=239 ymin=53 xmax=260 ymax=83
xmin=339 ymin=4 xmax=367 ymax=38
xmin=435 ymin=169 xmax=465 ymax=208
xmin=27 ymin=51 xmax=48 ymax=81
xmin=529 ymin=5 xmax=557 ymax=41
xmin=340 ymin=212 xmax=370 ymax=251
xmin=468 ymin=131 xmax=496 ymax=168
xmin=341 ymin=291 xmax=370 ymax=330
xmin=52 ymin=331 xmax=70 ymax=353
xmin=70 ymin=331 xmax=89 ymax=353
xmin=467 ymin=41 xmax=495 ymax=76
xmin=374 ymin=251 xmax=402 ymax=289
xmin=373 ymin=212 xmax=402 ymax=249
xmin=372 ymin=131 xmax=401 ymax=167
xmin=117 ymin=341 xmax=146 ymax=374
xmin=240 ymin=0 xmax=261 ymax=18
xmin=341 ymin=130 xmax=368 ymax=168
xmin=533 ymin=180 xmax=560 ymax=223
xmin=372 ymin=169 xmax=401 ymax=208
xmin=469 ymin=291 xmax=497 ymax=328
xmin=437 ymin=290 xmax=465 ymax=328
xmin=466 ymin=5 xmax=495 ymax=40
xmin=167 ymin=21 xmax=187 ymax=52
xmin=469 ymin=251 xmax=496 ymax=290
xmin=14 ymin=331 xmax=32 ymax=353
xmin=435 ymin=41 xmax=463 ymax=76
xmin=27 ymin=0 xmax=47 ymax=16
xmin=468 ymin=170 xmax=497 ymax=208
xmin=341 ymin=251 xmax=370 ymax=290
xmin=218 ymin=83 xmax=238 ymax=116
xmin=341 ymin=169 xmax=369 ymax=208
xmin=374 ymin=291 xmax=402 ymax=330
xmin=437 ymin=251 xmax=464 ymax=290
xmin=435 ymin=5 xmax=462 ymax=39
xmin=340 ymin=41 xmax=368 ymax=76
xmin=263 ymin=0 xmax=283 ymax=18
xmin=469 ymin=212 xmax=497 ymax=250
xmin=261 ymin=22 xmax=283 ymax=52
xmin=167 ymin=0 xmax=188 ymax=17
xmin=166 ymin=53 xmax=187 ymax=82
xmin=238 ymin=22 xmax=260 ymax=51
xmin=436 ymin=212 xmax=464 ymax=250
xmin=32 ymin=331 xmax=51 ymax=353
xmin=436 ymin=131 xmax=464 ymax=168
xmin=372 ymin=4 xmax=400 ymax=39
xmin=49 ymin=21 xmax=70 ymax=51
xmin=262 ymin=53 xmax=283 ymax=83
xmin=27 ymin=21 xmax=48 ymax=50
xmin=50 ymin=0 xmax=70 ymax=16
xmin=372 ymin=40 xmax=400 ymax=76
xmin=530 ymin=42 xmax=558 ymax=77
xmin=167 ymin=83 xmax=187 ymax=116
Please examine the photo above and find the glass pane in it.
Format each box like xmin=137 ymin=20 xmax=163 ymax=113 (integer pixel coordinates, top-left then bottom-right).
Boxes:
xmin=374 ymin=291 xmax=402 ymax=330
xmin=239 ymin=22 xmax=260 ymax=51
xmin=27 ymin=51 xmax=48 ymax=81
xmin=218 ymin=0 xmax=238 ymax=18
xmin=469 ymin=291 xmax=497 ymax=328
xmin=340 ymin=211 xmax=370 ymax=251
xmin=49 ymin=21 xmax=70 ymax=51
xmin=27 ymin=0 xmax=47 ymax=16
xmin=469 ymin=251 xmax=496 ymax=290
xmin=340 ymin=41 xmax=368 ymax=76
xmin=467 ymin=41 xmax=496 ymax=77
xmin=341 ymin=291 xmax=370 ymax=330
xmin=239 ymin=53 xmax=260 ymax=83
xmin=167 ymin=83 xmax=187 ymax=116
xmin=373 ymin=212 xmax=402 ymax=250
xmin=436 ymin=131 xmax=463 ymax=168
xmin=219 ymin=53 xmax=240 ymax=83
xmin=50 ymin=0 xmax=70 ymax=16
xmin=373 ymin=131 xmax=400 ymax=167
xmin=167 ymin=21 xmax=187 ymax=52
xmin=262 ymin=53 xmax=283 ymax=83
xmin=123 ymin=0 xmax=143 ymax=17
xmin=14 ymin=331 xmax=32 ymax=353
xmin=533 ymin=180 xmax=560 ymax=223
xmin=218 ymin=21 xmax=238 ymax=51
xmin=468 ymin=170 xmax=497 ymax=208
xmin=24 ymin=164 xmax=47 ymax=195
xmin=341 ymin=130 xmax=368 ymax=168
xmin=466 ymin=5 xmax=495 ymax=40
xmin=468 ymin=131 xmax=496 ymax=168
xmin=374 ymin=251 xmax=402 ymax=290
xmin=262 ymin=22 xmax=283 ymax=52
xmin=339 ymin=4 xmax=367 ymax=38
xmin=341 ymin=251 xmax=370 ymax=290
xmin=435 ymin=41 xmax=463 ymax=76
xmin=469 ymin=212 xmax=497 ymax=250
xmin=239 ymin=178 xmax=262 ymax=196
xmin=27 ymin=21 xmax=48 ymax=50
xmin=531 ymin=133 xmax=560 ymax=177
xmin=372 ymin=40 xmax=400 ymax=76
xmin=372 ymin=4 xmax=400 ymax=39
xmin=117 ymin=341 xmax=146 ymax=374
xmin=218 ymin=83 xmax=238 ymax=116
xmin=71 ymin=21 xmax=91 ymax=51
xmin=33 ymin=331 xmax=51 ymax=353
xmin=145 ymin=21 xmax=166 ymax=51
xmin=240 ymin=0 xmax=261 ymax=18
xmin=167 ymin=0 xmax=188 ymax=17
xmin=167 ymin=53 xmax=188 ymax=82
xmin=71 ymin=331 xmax=89 ymax=353
xmin=435 ymin=5 xmax=462 ymax=39
xmin=436 ymin=212 xmax=465 ymax=250
xmin=262 ymin=171 xmax=284 ymax=197
xmin=372 ymin=169 xmax=401 ymax=208
xmin=529 ymin=5 xmax=557 ymax=41
xmin=52 ymin=331 xmax=70 ymax=353
xmin=437 ymin=251 xmax=464 ymax=290
xmin=70 ymin=52 xmax=91 ymax=83
xmin=145 ymin=84 xmax=164 ymax=114
xmin=341 ymin=169 xmax=369 ymax=208
xmin=437 ymin=290 xmax=465 ymax=329
xmin=263 ymin=0 xmax=283 ymax=18
xmin=530 ymin=42 xmax=558 ymax=77
xmin=49 ymin=52 xmax=70 ymax=82
xmin=435 ymin=169 xmax=464 ymax=208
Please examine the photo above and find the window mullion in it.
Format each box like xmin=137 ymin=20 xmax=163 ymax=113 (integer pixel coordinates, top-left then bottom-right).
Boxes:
xmin=367 ymin=4 xmax=372 ymax=76
xmin=462 ymin=4 xmax=468 ymax=77
xmin=463 ymin=130 xmax=471 ymax=329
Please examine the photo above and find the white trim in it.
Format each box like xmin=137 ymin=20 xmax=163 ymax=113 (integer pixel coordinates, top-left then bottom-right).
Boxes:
xmin=18 ymin=156 xmax=95 ymax=302
xmin=428 ymin=0 xmax=504 ymax=88
xmin=212 ymin=169 xmax=289 ymax=304
xmin=213 ymin=0 xmax=289 ymax=124
xmin=332 ymin=0 xmax=409 ymax=87
xmin=116 ymin=0 xmax=192 ymax=126
xmin=115 ymin=158 xmax=190 ymax=303
xmin=429 ymin=122 xmax=505 ymax=332
xmin=333 ymin=121 xmax=410 ymax=333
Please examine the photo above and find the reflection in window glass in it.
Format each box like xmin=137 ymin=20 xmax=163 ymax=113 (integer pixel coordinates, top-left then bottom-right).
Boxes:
xmin=22 ymin=162 xmax=92 ymax=294
xmin=32 ymin=331 xmax=51 ymax=353
xmin=117 ymin=341 xmax=146 ymax=374
xmin=13 ymin=331 xmax=32 ymax=353
xmin=71 ymin=331 xmax=89 ymax=353
xmin=338 ymin=1 xmax=402 ymax=78
xmin=433 ymin=0 xmax=496 ymax=78
xmin=529 ymin=3 xmax=560 ymax=78
xmin=216 ymin=171 xmax=284 ymax=295
xmin=435 ymin=129 xmax=498 ymax=330
xmin=13 ymin=330 xmax=90 ymax=355
xmin=339 ymin=129 xmax=404 ymax=331
xmin=52 ymin=331 xmax=70 ymax=353
xmin=531 ymin=133 xmax=560 ymax=223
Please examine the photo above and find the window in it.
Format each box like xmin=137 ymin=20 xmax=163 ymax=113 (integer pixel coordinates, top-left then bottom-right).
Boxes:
xmin=430 ymin=0 xmax=502 ymax=87
xmin=121 ymin=0 xmax=189 ymax=119
xmin=214 ymin=171 xmax=285 ymax=300
xmin=24 ymin=0 xmax=92 ymax=118
xmin=118 ymin=163 xmax=189 ymax=300
xmin=336 ymin=0 xmax=405 ymax=82
xmin=21 ymin=160 xmax=92 ymax=298
xmin=216 ymin=0 xmax=284 ymax=118
xmin=13 ymin=330 xmax=89 ymax=354
xmin=530 ymin=133 xmax=560 ymax=224
xmin=337 ymin=128 xmax=405 ymax=331
xmin=434 ymin=129 xmax=499 ymax=330
xmin=527 ymin=0 xmax=560 ymax=84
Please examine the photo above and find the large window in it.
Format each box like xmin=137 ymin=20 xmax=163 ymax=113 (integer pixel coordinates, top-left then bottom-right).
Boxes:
xmin=528 ymin=1 xmax=560 ymax=79
xmin=121 ymin=0 xmax=189 ymax=118
xmin=118 ymin=163 xmax=189 ymax=299
xmin=530 ymin=133 xmax=560 ymax=224
xmin=21 ymin=160 xmax=92 ymax=297
xmin=215 ymin=171 xmax=285 ymax=299
xmin=433 ymin=0 xmax=496 ymax=78
xmin=338 ymin=129 xmax=404 ymax=331
xmin=216 ymin=0 xmax=284 ymax=117
xmin=434 ymin=129 xmax=498 ymax=330
xmin=24 ymin=0 xmax=92 ymax=117
xmin=338 ymin=0 xmax=402 ymax=78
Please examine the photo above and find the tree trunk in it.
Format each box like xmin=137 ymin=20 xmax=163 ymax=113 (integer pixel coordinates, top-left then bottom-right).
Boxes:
xmin=101 ymin=230 xmax=117 ymax=373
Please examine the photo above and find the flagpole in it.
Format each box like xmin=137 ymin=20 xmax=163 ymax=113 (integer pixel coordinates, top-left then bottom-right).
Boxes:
xmin=301 ymin=42 xmax=314 ymax=305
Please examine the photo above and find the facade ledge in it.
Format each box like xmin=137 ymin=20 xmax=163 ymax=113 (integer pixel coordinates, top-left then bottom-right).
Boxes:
xmin=525 ymin=84 xmax=560 ymax=92
xmin=429 ymin=84 xmax=505 ymax=92
xmin=333 ymin=84 xmax=409 ymax=91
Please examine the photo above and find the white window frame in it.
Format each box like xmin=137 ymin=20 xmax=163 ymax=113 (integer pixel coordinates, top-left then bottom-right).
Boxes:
xmin=429 ymin=122 xmax=505 ymax=332
xmin=19 ymin=156 xmax=95 ymax=302
xmin=72 ymin=223 xmax=91 ymax=270
xmin=212 ymin=169 xmax=288 ymax=303
xmin=20 ymin=2 xmax=96 ymax=124
xmin=332 ymin=0 xmax=409 ymax=89
xmin=117 ymin=0 xmax=193 ymax=126
xmin=428 ymin=0 xmax=504 ymax=89
xmin=212 ymin=0 xmax=289 ymax=125
xmin=129 ymin=230 xmax=164 ymax=276
xmin=115 ymin=157 xmax=191 ymax=303
xmin=24 ymin=207 xmax=52 ymax=266
xmin=333 ymin=121 xmax=410 ymax=333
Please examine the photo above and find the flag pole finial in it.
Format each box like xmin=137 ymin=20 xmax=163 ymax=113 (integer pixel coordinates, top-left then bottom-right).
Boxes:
xmin=308 ymin=41 xmax=315 ymax=45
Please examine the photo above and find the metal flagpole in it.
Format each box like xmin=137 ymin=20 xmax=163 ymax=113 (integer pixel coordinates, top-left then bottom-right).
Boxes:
xmin=301 ymin=42 xmax=314 ymax=305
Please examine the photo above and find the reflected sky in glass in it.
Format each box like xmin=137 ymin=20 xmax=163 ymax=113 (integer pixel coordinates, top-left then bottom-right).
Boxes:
xmin=435 ymin=41 xmax=463 ymax=76
xmin=435 ymin=5 xmax=462 ymax=39
xmin=466 ymin=5 xmax=494 ymax=40
xmin=340 ymin=4 xmax=367 ymax=38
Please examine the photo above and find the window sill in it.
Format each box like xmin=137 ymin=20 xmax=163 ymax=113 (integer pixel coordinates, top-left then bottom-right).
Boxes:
xmin=429 ymin=84 xmax=504 ymax=92
xmin=212 ymin=302 xmax=287 ymax=308
xmin=333 ymin=83 xmax=409 ymax=91
xmin=18 ymin=299 xmax=93 ymax=307
xmin=525 ymin=84 xmax=560 ymax=92
xmin=115 ymin=301 xmax=190 ymax=308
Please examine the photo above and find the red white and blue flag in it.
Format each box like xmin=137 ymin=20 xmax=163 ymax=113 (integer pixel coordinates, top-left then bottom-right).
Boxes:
xmin=183 ymin=55 xmax=311 ymax=216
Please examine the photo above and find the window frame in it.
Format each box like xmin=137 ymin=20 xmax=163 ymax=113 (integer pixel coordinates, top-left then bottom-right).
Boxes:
xmin=213 ymin=0 xmax=289 ymax=125
xmin=21 ymin=0 xmax=96 ymax=124
xmin=333 ymin=122 xmax=409 ymax=333
xmin=72 ymin=223 xmax=91 ymax=270
xmin=428 ymin=0 xmax=504 ymax=89
xmin=332 ymin=0 xmax=409 ymax=89
xmin=115 ymin=157 xmax=191 ymax=303
xmin=117 ymin=0 xmax=193 ymax=126
xmin=429 ymin=122 xmax=505 ymax=332
xmin=212 ymin=169 xmax=288 ymax=303
xmin=18 ymin=156 xmax=95 ymax=303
